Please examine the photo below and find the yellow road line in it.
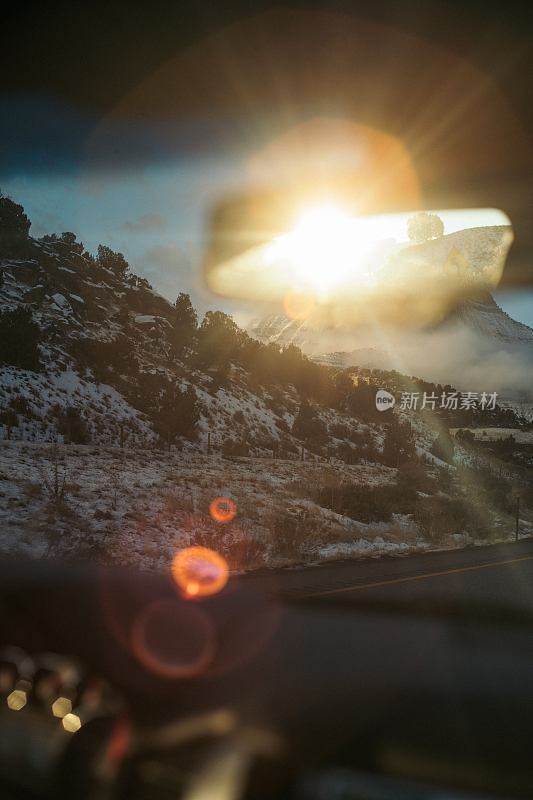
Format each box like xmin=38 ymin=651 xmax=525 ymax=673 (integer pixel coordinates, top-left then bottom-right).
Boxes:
xmin=301 ymin=554 xmax=533 ymax=598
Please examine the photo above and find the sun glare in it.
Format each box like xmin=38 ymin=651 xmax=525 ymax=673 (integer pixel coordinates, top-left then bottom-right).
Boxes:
xmin=171 ymin=546 xmax=229 ymax=599
xmin=212 ymin=202 xmax=510 ymax=307
xmin=261 ymin=204 xmax=513 ymax=301
xmin=264 ymin=203 xmax=379 ymax=296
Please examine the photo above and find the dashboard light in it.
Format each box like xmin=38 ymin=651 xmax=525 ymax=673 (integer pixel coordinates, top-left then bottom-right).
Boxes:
xmin=62 ymin=712 xmax=82 ymax=733
xmin=7 ymin=689 xmax=27 ymax=711
xmin=52 ymin=696 xmax=72 ymax=718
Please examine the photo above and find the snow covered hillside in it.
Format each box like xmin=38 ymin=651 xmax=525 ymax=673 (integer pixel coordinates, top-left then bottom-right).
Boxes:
xmin=0 ymin=442 xmax=410 ymax=569
xmin=3 ymin=441 xmax=529 ymax=572
xmin=441 ymin=293 xmax=533 ymax=345
xmin=0 ymin=197 xmax=378 ymax=454
xmin=1 ymin=195 xmax=531 ymax=572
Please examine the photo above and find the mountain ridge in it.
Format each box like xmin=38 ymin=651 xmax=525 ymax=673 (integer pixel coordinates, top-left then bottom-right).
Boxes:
xmin=0 ymin=195 xmax=386 ymax=456
xmin=249 ymin=226 xmax=533 ymax=376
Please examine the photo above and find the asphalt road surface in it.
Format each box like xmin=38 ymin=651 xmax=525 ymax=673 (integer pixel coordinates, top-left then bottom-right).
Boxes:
xmin=242 ymin=538 xmax=533 ymax=611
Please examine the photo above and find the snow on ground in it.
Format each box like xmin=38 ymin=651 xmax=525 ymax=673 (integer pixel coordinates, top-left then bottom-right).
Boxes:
xmin=0 ymin=367 xmax=153 ymax=446
xmin=1 ymin=441 xmax=526 ymax=575
xmin=0 ymin=442 xmax=424 ymax=572
xmin=499 ymin=401 xmax=533 ymax=422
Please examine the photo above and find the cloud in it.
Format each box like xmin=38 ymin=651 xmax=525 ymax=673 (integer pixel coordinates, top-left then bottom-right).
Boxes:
xmin=122 ymin=213 xmax=167 ymax=232
xmin=327 ymin=325 xmax=533 ymax=398
xmin=392 ymin=328 xmax=533 ymax=397
xmin=134 ymin=243 xmax=191 ymax=301
xmin=144 ymin=243 xmax=186 ymax=268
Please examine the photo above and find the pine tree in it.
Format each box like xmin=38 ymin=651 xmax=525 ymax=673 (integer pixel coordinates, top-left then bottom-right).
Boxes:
xmin=96 ymin=245 xmax=129 ymax=278
xmin=59 ymin=232 xmax=84 ymax=255
xmin=171 ymin=293 xmax=197 ymax=355
xmin=0 ymin=409 xmax=18 ymax=440
xmin=196 ymin=311 xmax=242 ymax=367
xmin=0 ymin=307 xmax=41 ymax=371
xmin=57 ymin=406 xmax=90 ymax=444
xmin=292 ymin=400 xmax=327 ymax=445
xmin=382 ymin=418 xmax=416 ymax=466
xmin=0 ymin=194 xmax=30 ymax=239
xmin=154 ymin=383 xmax=201 ymax=448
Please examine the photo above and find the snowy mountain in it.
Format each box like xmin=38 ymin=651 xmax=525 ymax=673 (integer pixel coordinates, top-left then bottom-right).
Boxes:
xmin=249 ymin=313 xmax=320 ymax=352
xmin=0 ymin=196 xmax=382 ymax=456
xmin=440 ymin=292 xmax=533 ymax=345
xmin=303 ymin=294 xmax=533 ymax=373
xmin=249 ymin=225 xmax=533 ymax=376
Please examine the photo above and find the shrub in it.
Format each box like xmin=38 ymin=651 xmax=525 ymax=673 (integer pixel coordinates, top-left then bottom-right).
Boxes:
xmin=329 ymin=421 xmax=350 ymax=439
xmin=334 ymin=441 xmax=358 ymax=465
xmin=310 ymin=481 xmax=414 ymax=522
xmin=0 ymin=194 xmax=30 ymax=249
xmin=397 ymin=462 xmax=436 ymax=494
xmin=23 ymin=481 xmax=43 ymax=499
xmin=0 ymin=408 xmax=18 ymax=437
xmin=153 ymin=384 xmax=201 ymax=447
xmin=413 ymin=495 xmax=470 ymax=543
xmin=268 ymin=510 xmax=307 ymax=561
xmin=9 ymin=395 xmax=33 ymax=417
xmin=292 ymin=399 xmax=327 ymax=446
xmin=455 ymin=428 xmax=475 ymax=444
xmin=56 ymin=406 xmax=90 ymax=444
xmin=226 ymin=537 xmax=265 ymax=571
xmin=222 ymin=438 xmax=250 ymax=457
xmin=0 ymin=308 xmax=41 ymax=371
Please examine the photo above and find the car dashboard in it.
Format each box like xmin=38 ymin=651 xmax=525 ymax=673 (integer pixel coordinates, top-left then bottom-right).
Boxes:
xmin=1 ymin=561 xmax=533 ymax=799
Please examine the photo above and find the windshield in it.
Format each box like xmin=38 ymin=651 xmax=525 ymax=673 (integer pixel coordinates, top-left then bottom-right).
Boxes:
xmin=1 ymin=3 xmax=532 ymax=606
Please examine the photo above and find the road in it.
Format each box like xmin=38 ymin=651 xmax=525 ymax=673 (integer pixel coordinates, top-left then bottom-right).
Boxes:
xmin=242 ymin=538 xmax=533 ymax=610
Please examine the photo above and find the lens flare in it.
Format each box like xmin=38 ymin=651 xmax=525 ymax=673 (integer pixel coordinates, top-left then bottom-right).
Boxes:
xmin=62 ymin=712 xmax=82 ymax=733
xmin=283 ymin=291 xmax=316 ymax=321
xmin=172 ymin=546 xmax=229 ymax=598
xmin=264 ymin=203 xmax=383 ymax=298
xmin=105 ymin=717 xmax=131 ymax=769
xmin=52 ymin=696 xmax=72 ymax=719
xmin=132 ymin=599 xmax=215 ymax=678
xmin=209 ymin=496 xmax=237 ymax=523
xmin=7 ymin=689 xmax=27 ymax=711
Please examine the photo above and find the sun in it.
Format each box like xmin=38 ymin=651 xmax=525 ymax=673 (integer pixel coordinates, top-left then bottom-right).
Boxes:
xmin=264 ymin=203 xmax=377 ymax=296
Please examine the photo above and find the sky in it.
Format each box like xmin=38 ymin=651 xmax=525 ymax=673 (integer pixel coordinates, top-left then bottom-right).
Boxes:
xmin=4 ymin=168 xmax=533 ymax=327
xmin=2 ymin=95 xmax=532 ymax=327
xmin=2 ymin=155 xmax=240 ymax=315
